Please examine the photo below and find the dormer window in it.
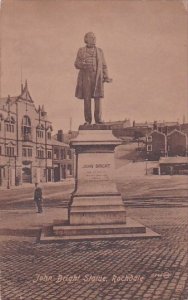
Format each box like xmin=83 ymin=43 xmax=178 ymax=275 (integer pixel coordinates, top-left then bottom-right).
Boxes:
xmin=46 ymin=125 xmax=52 ymax=140
xmin=36 ymin=124 xmax=44 ymax=138
xmin=47 ymin=131 xmax=51 ymax=140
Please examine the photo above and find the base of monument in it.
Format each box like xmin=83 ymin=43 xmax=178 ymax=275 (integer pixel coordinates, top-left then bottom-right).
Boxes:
xmin=39 ymin=217 xmax=160 ymax=243
xmin=69 ymin=194 xmax=127 ymax=225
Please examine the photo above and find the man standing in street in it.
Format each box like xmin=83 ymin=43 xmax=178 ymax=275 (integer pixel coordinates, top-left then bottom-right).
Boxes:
xmin=75 ymin=32 xmax=112 ymax=125
xmin=34 ymin=183 xmax=43 ymax=213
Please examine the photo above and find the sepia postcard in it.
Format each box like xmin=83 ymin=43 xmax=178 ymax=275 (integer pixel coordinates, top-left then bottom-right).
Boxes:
xmin=0 ymin=0 xmax=188 ymax=299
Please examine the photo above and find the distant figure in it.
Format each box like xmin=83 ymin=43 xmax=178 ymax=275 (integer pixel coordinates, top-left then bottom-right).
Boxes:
xmin=34 ymin=183 xmax=43 ymax=213
xmin=75 ymin=32 xmax=112 ymax=125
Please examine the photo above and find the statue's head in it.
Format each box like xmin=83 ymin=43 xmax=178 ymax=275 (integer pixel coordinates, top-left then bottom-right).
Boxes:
xmin=84 ymin=32 xmax=96 ymax=47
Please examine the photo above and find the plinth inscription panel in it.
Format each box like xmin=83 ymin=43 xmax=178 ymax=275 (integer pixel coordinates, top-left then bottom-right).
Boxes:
xmin=76 ymin=152 xmax=117 ymax=194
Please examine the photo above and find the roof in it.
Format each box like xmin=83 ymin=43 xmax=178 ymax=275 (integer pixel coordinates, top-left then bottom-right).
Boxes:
xmin=0 ymin=96 xmax=18 ymax=109
xmin=167 ymin=129 xmax=187 ymax=137
xmin=105 ymin=120 xmax=130 ymax=125
xmin=51 ymin=137 xmax=69 ymax=148
xmin=17 ymin=81 xmax=33 ymax=103
xmin=159 ymin=157 xmax=188 ymax=164
xmin=157 ymin=121 xmax=179 ymax=127
xmin=181 ymin=123 xmax=188 ymax=129
xmin=134 ymin=122 xmax=153 ymax=127
xmin=0 ymin=81 xmax=33 ymax=110
xmin=147 ymin=130 xmax=166 ymax=137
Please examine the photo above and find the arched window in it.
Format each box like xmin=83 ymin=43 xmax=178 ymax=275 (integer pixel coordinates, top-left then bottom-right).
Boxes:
xmin=22 ymin=116 xmax=31 ymax=134
xmin=0 ymin=114 xmax=5 ymax=132
xmin=22 ymin=116 xmax=32 ymax=141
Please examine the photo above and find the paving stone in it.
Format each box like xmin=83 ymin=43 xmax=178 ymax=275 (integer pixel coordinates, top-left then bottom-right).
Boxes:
xmin=1 ymin=206 xmax=188 ymax=300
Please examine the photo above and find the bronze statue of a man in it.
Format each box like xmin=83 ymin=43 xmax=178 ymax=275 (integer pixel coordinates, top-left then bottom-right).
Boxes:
xmin=75 ymin=32 xmax=112 ymax=125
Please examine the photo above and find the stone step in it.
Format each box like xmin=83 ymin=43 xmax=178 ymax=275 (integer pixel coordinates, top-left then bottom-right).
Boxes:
xmin=70 ymin=210 xmax=126 ymax=225
xmin=71 ymin=205 xmax=126 ymax=212
xmin=40 ymin=230 xmax=160 ymax=242
xmin=71 ymin=196 xmax=124 ymax=206
xmin=39 ymin=218 xmax=161 ymax=243
xmin=53 ymin=222 xmax=146 ymax=236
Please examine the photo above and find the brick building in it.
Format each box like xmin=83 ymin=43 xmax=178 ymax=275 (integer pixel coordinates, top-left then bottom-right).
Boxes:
xmin=0 ymin=82 xmax=74 ymax=188
xmin=167 ymin=130 xmax=187 ymax=156
xmin=146 ymin=129 xmax=188 ymax=160
xmin=180 ymin=123 xmax=188 ymax=136
xmin=52 ymin=131 xmax=74 ymax=182
xmin=159 ymin=157 xmax=188 ymax=175
xmin=146 ymin=130 xmax=167 ymax=160
xmin=153 ymin=121 xmax=180 ymax=134
xmin=104 ymin=119 xmax=131 ymax=129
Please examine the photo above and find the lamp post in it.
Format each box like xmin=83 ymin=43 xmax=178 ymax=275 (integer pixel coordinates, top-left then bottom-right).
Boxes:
xmin=7 ymin=157 xmax=10 ymax=189
xmin=14 ymin=155 xmax=17 ymax=185
xmin=145 ymin=158 xmax=148 ymax=175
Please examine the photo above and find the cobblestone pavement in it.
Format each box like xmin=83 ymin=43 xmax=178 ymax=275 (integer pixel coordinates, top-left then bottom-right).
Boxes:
xmin=1 ymin=206 xmax=188 ymax=300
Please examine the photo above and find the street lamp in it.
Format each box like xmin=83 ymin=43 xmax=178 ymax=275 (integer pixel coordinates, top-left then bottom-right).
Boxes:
xmin=145 ymin=158 xmax=148 ymax=175
xmin=7 ymin=157 xmax=10 ymax=189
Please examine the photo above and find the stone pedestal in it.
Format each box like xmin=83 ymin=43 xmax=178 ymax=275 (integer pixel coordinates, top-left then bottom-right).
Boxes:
xmin=40 ymin=127 xmax=160 ymax=242
xmin=69 ymin=129 xmax=126 ymax=226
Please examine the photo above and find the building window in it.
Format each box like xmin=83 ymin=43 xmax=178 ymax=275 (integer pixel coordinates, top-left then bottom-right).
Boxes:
xmin=22 ymin=148 xmax=27 ymax=157
xmin=0 ymin=146 xmax=2 ymax=155
xmin=5 ymin=146 xmax=14 ymax=156
xmin=47 ymin=151 xmax=52 ymax=159
xmin=28 ymin=148 xmax=32 ymax=157
xmin=37 ymin=129 xmax=44 ymax=138
xmin=5 ymin=116 xmax=15 ymax=133
xmin=67 ymin=164 xmax=73 ymax=176
xmin=22 ymin=147 xmax=32 ymax=157
xmin=147 ymin=145 xmax=152 ymax=152
xmin=46 ymin=125 xmax=52 ymax=140
xmin=0 ymin=114 xmax=4 ymax=131
xmin=61 ymin=149 xmax=66 ymax=159
xmin=53 ymin=148 xmax=59 ymax=159
xmin=22 ymin=116 xmax=31 ymax=134
xmin=47 ymin=131 xmax=51 ymax=140
xmin=37 ymin=149 xmax=44 ymax=158
xmin=36 ymin=124 xmax=44 ymax=139
xmin=67 ymin=149 xmax=72 ymax=159
xmin=22 ymin=116 xmax=31 ymax=141
xmin=147 ymin=136 xmax=152 ymax=142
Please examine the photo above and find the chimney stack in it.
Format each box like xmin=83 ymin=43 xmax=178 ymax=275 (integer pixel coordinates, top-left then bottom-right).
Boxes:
xmin=57 ymin=130 xmax=64 ymax=142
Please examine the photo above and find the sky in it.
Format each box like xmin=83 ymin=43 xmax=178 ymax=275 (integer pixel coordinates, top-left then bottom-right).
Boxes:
xmin=0 ymin=0 xmax=188 ymax=132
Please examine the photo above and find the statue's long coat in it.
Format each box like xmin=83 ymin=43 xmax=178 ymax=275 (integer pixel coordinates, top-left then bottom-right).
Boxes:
xmin=75 ymin=47 xmax=109 ymax=99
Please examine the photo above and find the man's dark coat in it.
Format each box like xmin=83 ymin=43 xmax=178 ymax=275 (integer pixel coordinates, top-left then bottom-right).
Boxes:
xmin=75 ymin=47 xmax=109 ymax=99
